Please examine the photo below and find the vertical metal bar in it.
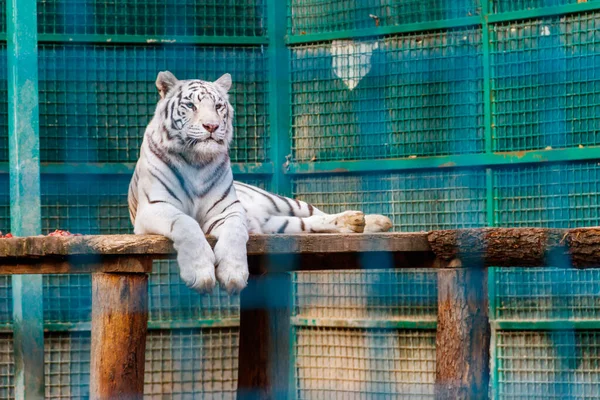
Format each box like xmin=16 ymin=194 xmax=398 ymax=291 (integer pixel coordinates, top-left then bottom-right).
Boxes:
xmin=7 ymin=0 xmax=44 ymax=397
xmin=267 ymin=0 xmax=291 ymax=196
xmin=482 ymin=3 xmax=498 ymax=399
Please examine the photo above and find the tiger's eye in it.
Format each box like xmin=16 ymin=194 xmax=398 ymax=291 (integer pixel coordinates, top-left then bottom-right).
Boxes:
xmin=185 ymin=103 xmax=196 ymax=111
xmin=215 ymin=103 xmax=223 ymax=111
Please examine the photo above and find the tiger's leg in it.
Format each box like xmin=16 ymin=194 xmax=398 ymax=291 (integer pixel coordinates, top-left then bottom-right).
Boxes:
xmin=259 ymin=211 xmax=366 ymax=234
xmin=206 ymin=210 xmax=249 ymax=295
xmin=134 ymin=203 xmax=217 ymax=293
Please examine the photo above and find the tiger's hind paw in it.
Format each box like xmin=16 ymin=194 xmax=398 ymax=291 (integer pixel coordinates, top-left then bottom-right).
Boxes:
xmin=216 ymin=260 xmax=249 ymax=295
xmin=334 ymin=211 xmax=365 ymax=233
xmin=364 ymin=214 xmax=393 ymax=232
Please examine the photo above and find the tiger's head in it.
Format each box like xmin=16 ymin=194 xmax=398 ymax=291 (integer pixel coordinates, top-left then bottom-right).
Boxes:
xmin=152 ymin=71 xmax=234 ymax=163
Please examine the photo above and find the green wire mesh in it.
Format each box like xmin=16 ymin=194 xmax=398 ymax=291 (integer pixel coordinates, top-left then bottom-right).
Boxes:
xmin=493 ymin=162 xmax=600 ymax=228
xmin=292 ymin=270 xmax=438 ymax=320
xmin=290 ymin=29 xmax=484 ymax=162
xmin=490 ymin=12 xmax=600 ymax=152
xmin=38 ymin=44 xmax=269 ymax=163
xmin=45 ymin=332 xmax=90 ymax=399
xmin=287 ymin=0 xmax=480 ymax=36
xmin=495 ymin=331 xmax=600 ymax=399
xmin=294 ymin=327 xmax=436 ymax=399
xmin=292 ymin=170 xmax=486 ymax=231
xmin=492 ymin=0 xmax=600 ymax=13
xmin=144 ymin=328 xmax=239 ymax=399
xmin=149 ymin=260 xmax=239 ymax=323
xmin=492 ymin=267 xmax=600 ymax=321
xmin=37 ymin=0 xmax=267 ymax=37
xmin=41 ymin=174 xmax=131 ymax=234
xmin=0 ymin=335 xmax=13 ymax=400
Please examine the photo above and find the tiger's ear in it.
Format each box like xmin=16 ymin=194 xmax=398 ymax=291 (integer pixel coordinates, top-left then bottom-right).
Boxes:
xmin=214 ymin=73 xmax=232 ymax=93
xmin=156 ymin=71 xmax=179 ymax=99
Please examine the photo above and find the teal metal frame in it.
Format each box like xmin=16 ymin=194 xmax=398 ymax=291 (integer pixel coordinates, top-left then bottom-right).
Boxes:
xmin=7 ymin=0 xmax=44 ymax=397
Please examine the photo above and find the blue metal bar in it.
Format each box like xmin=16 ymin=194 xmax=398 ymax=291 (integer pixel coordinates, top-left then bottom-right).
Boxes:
xmin=267 ymin=0 xmax=291 ymax=196
xmin=7 ymin=0 xmax=44 ymax=396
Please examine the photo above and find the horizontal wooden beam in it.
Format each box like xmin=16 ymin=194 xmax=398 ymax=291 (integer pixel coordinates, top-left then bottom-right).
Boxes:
xmin=0 ymin=233 xmax=430 ymax=258
xmin=0 ymin=228 xmax=600 ymax=275
xmin=428 ymin=228 xmax=600 ymax=268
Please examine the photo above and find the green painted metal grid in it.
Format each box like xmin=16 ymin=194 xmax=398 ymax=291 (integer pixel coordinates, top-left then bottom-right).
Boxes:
xmin=292 ymin=170 xmax=487 ymax=232
xmin=44 ymin=275 xmax=91 ymax=324
xmin=293 ymin=327 xmax=435 ymax=399
xmin=0 ymin=335 xmax=13 ymax=400
xmin=287 ymin=0 xmax=480 ymax=36
xmin=44 ymin=332 xmax=90 ymax=399
xmin=37 ymin=0 xmax=266 ymax=37
xmin=495 ymin=331 xmax=600 ymax=399
xmin=41 ymin=174 xmax=131 ymax=234
xmin=492 ymin=267 xmax=600 ymax=321
xmin=149 ymin=260 xmax=239 ymax=323
xmin=290 ymin=29 xmax=484 ymax=162
xmin=490 ymin=12 xmax=600 ymax=152
xmin=144 ymin=328 xmax=239 ymax=399
xmin=492 ymin=0 xmax=600 ymax=13
xmin=292 ymin=270 xmax=437 ymax=320
xmin=493 ymin=162 xmax=600 ymax=228
xmin=38 ymin=44 xmax=269 ymax=163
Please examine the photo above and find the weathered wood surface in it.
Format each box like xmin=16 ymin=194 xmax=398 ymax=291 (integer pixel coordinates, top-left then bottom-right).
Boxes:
xmin=429 ymin=228 xmax=573 ymax=267
xmin=0 ymin=256 xmax=153 ymax=275
xmin=90 ymin=271 xmax=149 ymax=400
xmin=436 ymin=260 xmax=490 ymax=400
xmin=0 ymin=233 xmax=429 ymax=257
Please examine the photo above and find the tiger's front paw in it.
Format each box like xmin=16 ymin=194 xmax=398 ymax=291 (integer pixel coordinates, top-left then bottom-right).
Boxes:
xmin=216 ymin=258 xmax=249 ymax=295
xmin=178 ymin=250 xmax=217 ymax=294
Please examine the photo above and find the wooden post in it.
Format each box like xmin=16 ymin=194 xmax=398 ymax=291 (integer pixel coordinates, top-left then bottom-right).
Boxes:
xmin=435 ymin=259 xmax=490 ymax=400
xmin=90 ymin=259 xmax=150 ymax=400
xmin=237 ymin=256 xmax=292 ymax=400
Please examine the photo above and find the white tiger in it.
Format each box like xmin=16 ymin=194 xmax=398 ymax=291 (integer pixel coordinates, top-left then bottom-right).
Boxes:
xmin=128 ymin=71 xmax=393 ymax=294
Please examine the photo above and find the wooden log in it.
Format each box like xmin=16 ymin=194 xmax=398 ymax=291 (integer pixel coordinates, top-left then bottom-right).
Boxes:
xmin=428 ymin=228 xmax=567 ymax=267
xmin=436 ymin=259 xmax=490 ymax=399
xmin=0 ymin=232 xmax=430 ymax=258
xmin=0 ymin=256 xmax=153 ymax=275
xmin=238 ymin=256 xmax=292 ymax=399
xmin=90 ymin=265 xmax=149 ymax=400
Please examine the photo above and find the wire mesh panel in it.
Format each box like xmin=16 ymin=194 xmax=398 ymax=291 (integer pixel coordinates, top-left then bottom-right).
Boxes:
xmin=41 ymin=174 xmax=131 ymax=234
xmin=149 ymin=260 xmax=239 ymax=323
xmin=493 ymin=162 xmax=600 ymax=228
xmin=38 ymin=44 xmax=269 ymax=163
xmin=290 ymin=29 xmax=484 ymax=162
xmin=490 ymin=12 xmax=600 ymax=152
xmin=292 ymin=270 xmax=437 ymax=320
xmin=492 ymin=0 xmax=600 ymax=13
xmin=0 ymin=334 xmax=13 ymax=400
xmin=37 ymin=0 xmax=267 ymax=37
xmin=294 ymin=327 xmax=436 ymax=399
xmin=44 ymin=275 xmax=92 ymax=324
xmin=292 ymin=170 xmax=486 ymax=231
xmin=144 ymin=328 xmax=239 ymax=399
xmin=495 ymin=331 xmax=600 ymax=399
xmin=493 ymin=267 xmax=600 ymax=321
xmin=288 ymin=0 xmax=480 ymax=36
xmin=45 ymin=332 xmax=90 ymax=399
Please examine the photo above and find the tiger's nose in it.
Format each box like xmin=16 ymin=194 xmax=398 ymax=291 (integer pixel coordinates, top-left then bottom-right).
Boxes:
xmin=202 ymin=123 xmax=219 ymax=133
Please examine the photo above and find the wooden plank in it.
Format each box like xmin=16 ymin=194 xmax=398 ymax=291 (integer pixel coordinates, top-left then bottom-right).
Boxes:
xmin=0 ymin=256 xmax=153 ymax=275
xmin=0 ymin=232 xmax=430 ymax=258
xmin=90 ymin=270 xmax=149 ymax=399
xmin=435 ymin=260 xmax=490 ymax=399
